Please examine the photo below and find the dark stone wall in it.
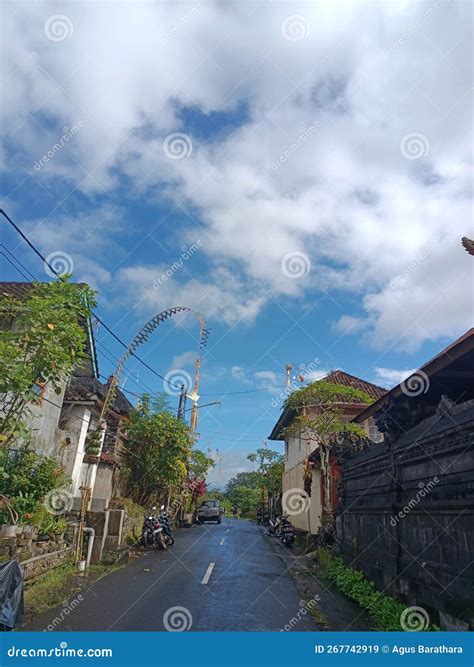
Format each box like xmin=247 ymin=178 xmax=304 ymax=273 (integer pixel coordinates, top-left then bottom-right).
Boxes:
xmin=337 ymin=399 xmax=474 ymax=628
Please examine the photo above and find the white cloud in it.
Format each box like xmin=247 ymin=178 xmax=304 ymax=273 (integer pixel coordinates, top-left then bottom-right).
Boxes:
xmin=170 ymin=350 xmax=197 ymax=369
xmin=230 ymin=366 xmax=251 ymax=384
xmin=254 ymin=370 xmax=281 ymax=391
xmin=374 ymin=367 xmax=417 ymax=388
xmin=111 ymin=264 xmax=266 ymax=327
xmin=2 ymin=1 xmax=472 ymax=349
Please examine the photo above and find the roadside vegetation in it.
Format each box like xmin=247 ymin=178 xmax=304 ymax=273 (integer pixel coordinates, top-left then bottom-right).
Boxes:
xmin=315 ymin=548 xmax=438 ymax=631
xmin=23 ymin=560 xmax=123 ymax=626
xmin=208 ymin=446 xmax=284 ymax=518
xmin=0 ymin=278 xmax=96 ymax=446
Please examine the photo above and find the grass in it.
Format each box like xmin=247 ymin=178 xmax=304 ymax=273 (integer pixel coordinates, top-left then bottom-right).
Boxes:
xmin=23 ymin=560 xmax=124 ymax=624
xmin=315 ymin=548 xmax=438 ymax=632
xmin=305 ymin=598 xmax=329 ymax=628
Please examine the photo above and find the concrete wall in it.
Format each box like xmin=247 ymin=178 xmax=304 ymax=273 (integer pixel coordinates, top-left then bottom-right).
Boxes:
xmin=0 ymin=381 xmax=67 ymax=458
xmin=93 ymin=464 xmax=115 ymax=503
xmin=337 ymin=398 xmax=474 ymax=629
xmin=59 ymin=404 xmax=92 ymax=495
xmin=282 ymin=463 xmax=322 ymax=534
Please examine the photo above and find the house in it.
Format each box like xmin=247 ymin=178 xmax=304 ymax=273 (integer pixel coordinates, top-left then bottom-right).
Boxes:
xmin=59 ymin=376 xmax=133 ymax=511
xmin=268 ymin=370 xmax=386 ymax=534
xmin=338 ymin=329 xmax=474 ymax=629
xmin=0 ymin=281 xmax=133 ymax=511
xmin=0 ymin=282 xmax=98 ymax=458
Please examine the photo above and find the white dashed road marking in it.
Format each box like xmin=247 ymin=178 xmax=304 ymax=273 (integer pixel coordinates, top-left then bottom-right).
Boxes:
xmin=219 ymin=538 xmax=225 ymax=546
xmin=201 ymin=562 xmax=215 ymax=585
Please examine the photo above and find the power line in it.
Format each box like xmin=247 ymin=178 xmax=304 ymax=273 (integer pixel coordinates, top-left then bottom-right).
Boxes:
xmin=0 ymin=208 xmax=182 ymax=390
xmin=1 ymin=209 xmax=290 ymax=400
xmin=95 ymin=340 xmax=165 ymax=399
xmin=201 ymin=384 xmax=287 ymax=396
xmin=0 ymin=250 xmax=32 ymax=282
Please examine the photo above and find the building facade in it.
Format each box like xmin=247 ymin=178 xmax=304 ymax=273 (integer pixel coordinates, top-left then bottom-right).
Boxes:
xmin=268 ymin=370 xmax=386 ymax=535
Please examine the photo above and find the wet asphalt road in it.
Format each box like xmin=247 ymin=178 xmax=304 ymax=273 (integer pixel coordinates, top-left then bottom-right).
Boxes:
xmin=24 ymin=519 xmax=318 ymax=632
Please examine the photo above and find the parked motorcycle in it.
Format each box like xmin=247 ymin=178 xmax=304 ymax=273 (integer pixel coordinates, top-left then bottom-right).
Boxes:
xmin=158 ymin=505 xmax=175 ymax=546
xmin=280 ymin=516 xmax=295 ymax=548
xmin=141 ymin=510 xmax=167 ymax=550
xmin=267 ymin=515 xmax=282 ymax=537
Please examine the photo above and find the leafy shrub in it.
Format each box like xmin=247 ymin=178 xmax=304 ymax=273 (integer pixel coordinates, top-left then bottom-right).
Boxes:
xmin=0 ymin=446 xmax=70 ymax=532
xmin=317 ymin=548 xmax=435 ymax=631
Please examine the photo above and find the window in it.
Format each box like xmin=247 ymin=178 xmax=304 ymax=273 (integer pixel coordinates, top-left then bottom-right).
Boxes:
xmin=31 ymin=381 xmax=46 ymax=405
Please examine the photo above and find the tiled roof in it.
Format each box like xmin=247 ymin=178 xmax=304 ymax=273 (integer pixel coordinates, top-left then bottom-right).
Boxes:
xmin=323 ymin=370 xmax=387 ymax=401
xmin=268 ymin=369 xmax=386 ymax=439
xmin=0 ymin=282 xmax=36 ymax=300
xmin=64 ymin=376 xmax=133 ymax=415
xmin=353 ymin=327 xmax=474 ymax=423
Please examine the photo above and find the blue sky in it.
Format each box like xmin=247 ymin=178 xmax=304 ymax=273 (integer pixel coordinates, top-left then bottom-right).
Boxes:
xmin=1 ymin=1 xmax=472 ymax=485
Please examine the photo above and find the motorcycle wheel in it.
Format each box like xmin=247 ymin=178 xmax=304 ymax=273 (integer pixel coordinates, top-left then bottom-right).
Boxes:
xmin=156 ymin=532 xmax=167 ymax=550
xmin=143 ymin=532 xmax=151 ymax=548
xmin=165 ymin=534 xmax=175 ymax=546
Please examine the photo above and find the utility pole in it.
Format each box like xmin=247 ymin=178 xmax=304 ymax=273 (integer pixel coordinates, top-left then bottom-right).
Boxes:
xmin=177 ymin=384 xmax=187 ymax=421
xmin=189 ymin=356 xmax=201 ymax=436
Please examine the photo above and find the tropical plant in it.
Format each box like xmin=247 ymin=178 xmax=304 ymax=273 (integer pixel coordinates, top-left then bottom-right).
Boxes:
xmin=226 ymin=471 xmax=260 ymax=493
xmin=226 ymin=484 xmax=261 ymax=518
xmin=247 ymin=446 xmax=284 ymax=514
xmin=0 ymin=278 xmax=96 ymax=445
xmin=284 ymin=380 xmax=371 ymax=524
xmin=122 ymin=396 xmax=192 ymax=506
xmin=317 ymin=548 xmax=438 ymax=631
xmin=0 ymin=446 xmax=70 ymax=532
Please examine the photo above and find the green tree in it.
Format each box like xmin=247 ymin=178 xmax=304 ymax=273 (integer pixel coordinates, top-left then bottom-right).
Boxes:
xmin=284 ymin=380 xmax=371 ymax=523
xmin=247 ymin=447 xmax=284 ymax=496
xmin=226 ymin=471 xmax=260 ymax=494
xmin=123 ymin=396 xmax=191 ymax=506
xmin=0 ymin=278 xmax=96 ymax=445
xmin=226 ymin=485 xmax=260 ymax=518
xmin=189 ymin=448 xmax=215 ymax=479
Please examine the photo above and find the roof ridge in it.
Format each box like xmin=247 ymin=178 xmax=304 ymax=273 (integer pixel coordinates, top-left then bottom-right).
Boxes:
xmin=326 ymin=368 xmax=386 ymax=391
